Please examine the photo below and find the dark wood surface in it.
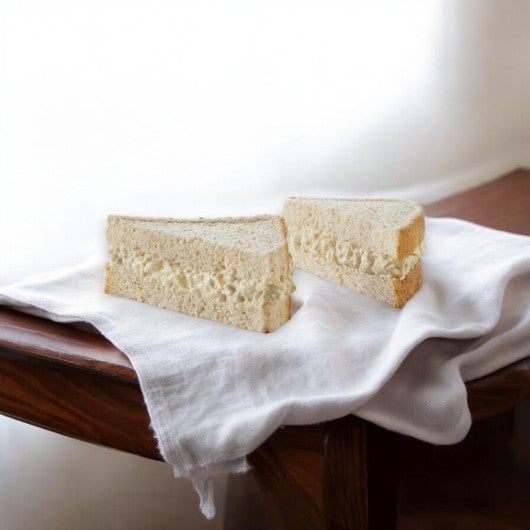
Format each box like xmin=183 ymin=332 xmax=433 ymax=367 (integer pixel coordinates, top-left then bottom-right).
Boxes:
xmin=396 ymin=407 xmax=530 ymax=529
xmin=0 ymin=308 xmax=134 ymax=382
xmin=1 ymin=168 xmax=529 ymax=529
xmin=224 ymin=417 xmax=400 ymax=530
xmin=246 ymin=425 xmax=325 ymax=529
xmin=323 ymin=418 xmax=368 ymax=529
xmin=425 ymin=168 xmax=530 ymax=235
xmin=0 ymin=346 xmax=158 ymax=459
xmin=466 ymin=357 xmax=530 ymax=420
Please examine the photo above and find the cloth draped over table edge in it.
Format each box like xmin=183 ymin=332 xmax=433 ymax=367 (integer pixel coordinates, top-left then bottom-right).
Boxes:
xmin=1 ymin=217 xmax=530 ymax=519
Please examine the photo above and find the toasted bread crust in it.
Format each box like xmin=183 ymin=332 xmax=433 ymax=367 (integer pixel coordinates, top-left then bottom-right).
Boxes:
xmin=103 ymin=263 xmax=111 ymax=294
xmin=396 ymin=205 xmax=425 ymax=259
xmin=392 ymin=261 xmax=422 ymax=308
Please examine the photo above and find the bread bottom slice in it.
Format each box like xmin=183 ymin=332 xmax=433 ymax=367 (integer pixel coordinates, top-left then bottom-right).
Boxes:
xmin=292 ymin=253 xmax=422 ymax=308
xmin=104 ymin=264 xmax=290 ymax=332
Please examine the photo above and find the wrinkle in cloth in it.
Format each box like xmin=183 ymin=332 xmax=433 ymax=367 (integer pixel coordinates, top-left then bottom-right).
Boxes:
xmin=1 ymin=217 xmax=529 ymax=518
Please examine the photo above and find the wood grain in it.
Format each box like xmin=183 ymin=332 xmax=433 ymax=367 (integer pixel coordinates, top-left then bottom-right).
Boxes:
xmin=467 ymin=358 xmax=530 ymax=420
xmin=225 ymin=417 xmax=400 ymax=530
xmin=323 ymin=416 xmax=368 ymax=529
xmin=322 ymin=417 xmax=398 ymax=530
xmin=0 ymin=346 xmax=160 ymax=460
xmin=425 ymin=168 xmax=530 ymax=236
xmin=247 ymin=425 xmax=325 ymax=529
xmin=0 ymin=306 xmax=134 ymax=381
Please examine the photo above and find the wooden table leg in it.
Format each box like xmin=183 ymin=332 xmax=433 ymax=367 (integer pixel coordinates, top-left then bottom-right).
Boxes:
xmin=224 ymin=417 xmax=399 ymax=530
xmin=324 ymin=416 xmax=398 ymax=530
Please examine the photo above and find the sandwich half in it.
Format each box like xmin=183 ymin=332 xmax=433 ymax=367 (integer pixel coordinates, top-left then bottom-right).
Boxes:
xmin=283 ymin=198 xmax=424 ymax=307
xmin=105 ymin=215 xmax=295 ymax=332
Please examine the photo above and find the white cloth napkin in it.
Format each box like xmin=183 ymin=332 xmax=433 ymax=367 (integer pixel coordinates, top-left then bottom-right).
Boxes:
xmin=1 ymin=217 xmax=530 ymax=518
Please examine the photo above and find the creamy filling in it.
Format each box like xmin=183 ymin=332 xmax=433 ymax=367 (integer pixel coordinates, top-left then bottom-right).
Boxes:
xmin=289 ymin=229 xmax=423 ymax=279
xmin=109 ymin=245 xmax=295 ymax=303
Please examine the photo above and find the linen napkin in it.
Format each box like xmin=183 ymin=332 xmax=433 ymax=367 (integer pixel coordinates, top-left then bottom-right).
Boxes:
xmin=1 ymin=217 xmax=529 ymax=518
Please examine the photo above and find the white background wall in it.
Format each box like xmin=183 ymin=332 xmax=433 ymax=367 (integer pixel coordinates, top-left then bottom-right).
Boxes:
xmin=1 ymin=1 xmax=529 ymax=529
xmin=0 ymin=416 xmax=224 ymax=529
xmin=2 ymin=0 xmax=530 ymax=285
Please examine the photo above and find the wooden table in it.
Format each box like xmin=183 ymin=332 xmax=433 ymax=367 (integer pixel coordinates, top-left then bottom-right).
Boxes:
xmin=1 ymin=169 xmax=529 ymax=529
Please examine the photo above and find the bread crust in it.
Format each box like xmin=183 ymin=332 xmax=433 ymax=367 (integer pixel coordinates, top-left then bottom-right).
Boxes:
xmin=104 ymin=263 xmax=111 ymax=294
xmin=396 ymin=206 xmax=424 ymax=259
xmin=392 ymin=261 xmax=422 ymax=308
xmin=107 ymin=214 xmax=280 ymax=225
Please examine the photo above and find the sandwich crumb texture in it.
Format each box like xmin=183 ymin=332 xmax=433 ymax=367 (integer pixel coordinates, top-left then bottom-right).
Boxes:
xmin=283 ymin=197 xmax=424 ymax=307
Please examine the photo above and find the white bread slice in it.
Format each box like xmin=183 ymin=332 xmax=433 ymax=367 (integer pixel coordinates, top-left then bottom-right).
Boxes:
xmin=105 ymin=215 xmax=294 ymax=332
xmin=283 ymin=198 xmax=424 ymax=307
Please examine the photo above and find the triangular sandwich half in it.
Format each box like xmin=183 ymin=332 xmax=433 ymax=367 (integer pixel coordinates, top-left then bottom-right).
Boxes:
xmin=105 ymin=215 xmax=295 ymax=332
xmin=283 ymin=198 xmax=424 ymax=307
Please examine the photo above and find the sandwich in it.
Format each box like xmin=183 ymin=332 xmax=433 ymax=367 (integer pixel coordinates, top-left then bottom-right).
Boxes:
xmin=283 ymin=198 xmax=424 ymax=307
xmin=105 ymin=215 xmax=295 ymax=332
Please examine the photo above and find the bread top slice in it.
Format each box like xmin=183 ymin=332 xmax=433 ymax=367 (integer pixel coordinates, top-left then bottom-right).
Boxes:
xmin=107 ymin=214 xmax=290 ymax=280
xmin=283 ymin=198 xmax=424 ymax=259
